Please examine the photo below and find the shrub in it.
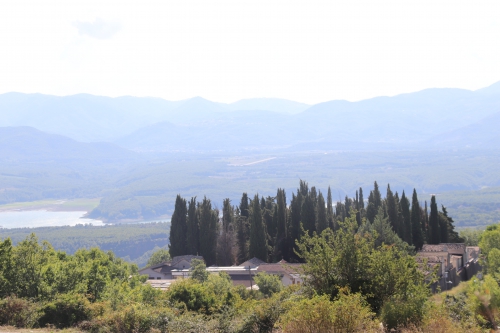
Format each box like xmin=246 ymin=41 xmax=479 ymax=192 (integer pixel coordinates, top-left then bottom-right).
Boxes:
xmin=83 ymin=304 xmax=174 ymax=333
xmin=465 ymin=274 xmax=500 ymax=328
xmin=167 ymin=279 xmax=215 ymax=314
xmin=280 ymin=290 xmax=377 ymax=333
xmin=39 ymin=293 xmax=92 ymax=328
xmin=380 ymin=283 xmax=428 ymax=330
xmin=253 ymin=272 xmax=283 ymax=297
xmin=0 ymin=296 xmax=40 ymax=328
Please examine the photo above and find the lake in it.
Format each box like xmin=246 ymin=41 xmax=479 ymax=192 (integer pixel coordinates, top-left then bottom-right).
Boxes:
xmin=0 ymin=210 xmax=104 ymax=229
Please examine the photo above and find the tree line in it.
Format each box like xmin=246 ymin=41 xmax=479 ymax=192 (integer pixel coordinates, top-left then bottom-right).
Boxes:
xmin=169 ymin=180 xmax=462 ymax=266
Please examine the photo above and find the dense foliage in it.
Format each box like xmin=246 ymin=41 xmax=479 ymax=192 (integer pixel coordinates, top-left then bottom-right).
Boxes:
xmin=0 ymin=222 xmax=169 ymax=268
xmin=169 ymin=180 xmax=462 ymax=266
xmin=0 ymin=217 xmax=498 ymax=332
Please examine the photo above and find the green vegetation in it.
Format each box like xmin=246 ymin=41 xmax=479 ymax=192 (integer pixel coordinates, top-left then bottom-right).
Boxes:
xmin=168 ymin=180 xmax=461 ymax=267
xmin=3 ymin=149 xmax=500 ymax=227
xmin=2 ymin=216 xmax=500 ymax=332
xmin=146 ymin=248 xmax=171 ymax=267
xmin=0 ymin=223 xmax=169 ymax=268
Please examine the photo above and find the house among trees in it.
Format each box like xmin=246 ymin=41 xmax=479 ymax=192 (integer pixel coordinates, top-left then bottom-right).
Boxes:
xmin=416 ymin=243 xmax=481 ymax=291
xmin=139 ymin=255 xmax=203 ymax=280
xmin=139 ymin=256 xmax=303 ymax=289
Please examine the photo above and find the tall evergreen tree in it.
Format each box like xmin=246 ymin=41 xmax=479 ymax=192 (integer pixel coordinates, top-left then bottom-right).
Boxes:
xmin=263 ymin=196 xmax=276 ymax=240
xmin=424 ymin=201 xmax=430 ymax=243
xmin=316 ymin=191 xmax=328 ymax=234
xmin=335 ymin=201 xmax=346 ymax=223
xmin=274 ymin=188 xmax=288 ymax=261
xmin=199 ymin=197 xmax=218 ymax=266
xmin=359 ymin=187 xmax=365 ymax=209
xmin=249 ymin=194 xmax=268 ymax=261
xmin=399 ymin=191 xmax=412 ymax=245
xmin=222 ymin=198 xmax=234 ymax=231
xmin=290 ymin=192 xmax=303 ymax=261
xmin=386 ymin=185 xmax=400 ymax=236
xmin=327 ymin=186 xmax=334 ymax=230
xmin=410 ymin=189 xmax=424 ymax=250
xmin=217 ymin=198 xmax=236 ymax=265
xmin=301 ymin=194 xmax=316 ymax=236
xmin=344 ymin=196 xmax=352 ymax=218
xmin=429 ymin=196 xmax=440 ymax=244
xmin=366 ymin=201 xmax=377 ymax=224
xmin=372 ymin=181 xmax=382 ymax=210
xmin=438 ymin=211 xmax=449 ymax=243
xmin=239 ymin=193 xmax=249 ymax=218
xmin=186 ymin=197 xmax=199 ymax=255
xmin=299 ymin=180 xmax=309 ymax=197
xmin=236 ymin=215 xmax=249 ymax=264
xmin=169 ymin=195 xmax=188 ymax=257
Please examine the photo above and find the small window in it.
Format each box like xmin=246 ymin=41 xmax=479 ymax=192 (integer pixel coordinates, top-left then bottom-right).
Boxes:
xmin=148 ymin=277 xmax=154 ymax=280
xmin=157 ymin=277 xmax=161 ymax=280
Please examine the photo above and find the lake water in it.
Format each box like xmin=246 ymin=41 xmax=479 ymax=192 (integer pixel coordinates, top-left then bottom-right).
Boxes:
xmin=0 ymin=210 xmax=104 ymax=229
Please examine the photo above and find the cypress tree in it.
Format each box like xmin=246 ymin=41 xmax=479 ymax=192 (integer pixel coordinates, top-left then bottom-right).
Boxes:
xmin=240 ymin=193 xmax=249 ymax=218
xmin=169 ymin=195 xmax=188 ymax=257
xmin=290 ymin=192 xmax=302 ymax=261
xmin=236 ymin=215 xmax=249 ymax=264
xmin=327 ymin=186 xmax=334 ymax=230
xmin=344 ymin=196 xmax=352 ymax=218
xmin=438 ymin=212 xmax=449 ymax=243
xmin=275 ymin=188 xmax=288 ymax=261
xmin=264 ymin=196 xmax=276 ymax=238
xmin=199 ymin=197 xmax=218 ymax=266
xmin=366 ymin=201 xmax=377 ymax=224
xmin=372 ymin=181 xmax=382 ymax=210
xmin=335 ymin=201 xmax=346 ymax=222
xmin=410 ymin=189 xmax=424 ymax=250
xmin=249 ymin=194 xmax=268 ymax=261
xmin=222 ymin=198 xmax=233 ymax=231
xmin=217 ymin=199 xmax=235 ymax=266
xmin=186 ymin=197 xmax=199 ymax=255
xmin=429 ymin=196 xmax=440 ymax=244
xmin=400 ymin=191 xmax=412 ymax=245
xmin=316 ymin=191 xmax=328 ymax=234
xmin=424 ymin=201 xmax=430 ymax=243
xmin=299 ymin=180 xmax=309 ymax=197
xmin=386 ymin=185 xmax=399 ymax=235
xmin=301 ymin=194 xmax=316 ymax=236
xmin=359 ymin=187 xmax=364 ymax=209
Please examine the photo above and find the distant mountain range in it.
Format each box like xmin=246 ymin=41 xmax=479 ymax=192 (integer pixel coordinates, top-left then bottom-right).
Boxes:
xmin=0 ymin=126 xmax=136 ymax=162
xmin=1 ymin=81 xmax=499 ymax=152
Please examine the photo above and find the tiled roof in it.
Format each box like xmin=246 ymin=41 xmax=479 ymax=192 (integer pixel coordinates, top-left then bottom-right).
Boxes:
xmin=241 ymin=257 xmax=266 ymax=266
xmin=440 ymin=243 xmax=466 ymax=251
xmin=421 ymin=244 xmax=448 ymax=252
xmin=257 ymin=263 xmax=302 ymax=274
xmin=171 ymin=255 xmax=204 ymax=266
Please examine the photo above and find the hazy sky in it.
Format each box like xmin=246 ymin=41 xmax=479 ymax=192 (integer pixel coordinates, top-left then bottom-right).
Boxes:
xmin=1 ymin=0 xmax=499 ymax=104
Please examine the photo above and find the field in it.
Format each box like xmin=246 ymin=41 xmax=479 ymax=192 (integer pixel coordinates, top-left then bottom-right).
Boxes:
xmin=0 ymin=198 xmax=100 ymax=212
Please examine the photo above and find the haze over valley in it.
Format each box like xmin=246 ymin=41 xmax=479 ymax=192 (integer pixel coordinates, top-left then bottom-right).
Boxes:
xmin=1 ymin=82 xmax=500 ymax=228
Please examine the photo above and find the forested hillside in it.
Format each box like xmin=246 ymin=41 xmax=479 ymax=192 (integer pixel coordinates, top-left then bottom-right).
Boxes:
xmin=168 ymin=180 xmax=461 ymax=266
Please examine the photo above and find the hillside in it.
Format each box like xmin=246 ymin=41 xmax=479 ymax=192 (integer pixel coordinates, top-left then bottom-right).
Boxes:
xmin=1 ymin=82 xmax=499 ymax=151
xmin=0 ymin=126 xmax=136 ymax=162
xmin=116 ymin=85 xmax=500 ymax=152
xmin=430 ymin=111 xmax=500 ymax=149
